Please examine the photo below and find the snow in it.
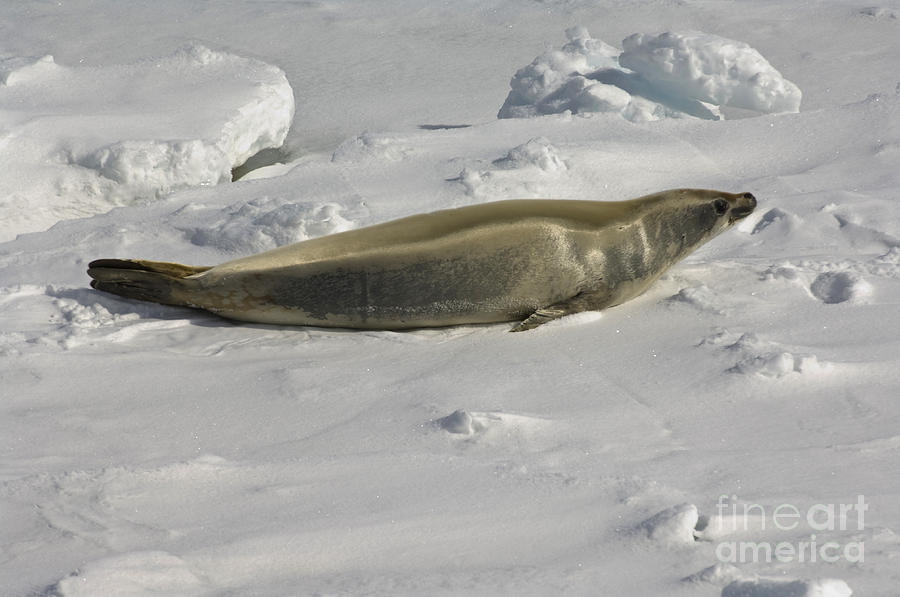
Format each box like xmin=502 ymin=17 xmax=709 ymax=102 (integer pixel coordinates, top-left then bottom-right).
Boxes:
xmin=639 ymin=503 xmax=702 ymax=546
xmin=721 ymin=577 xmax=852 ymax=597
xmin=3 ymin=1 xmax=900 ymax=595
xmin=0 ymin=45 xmax=293 ymax=241
xmin=497 ymin=26 xmax=623 ymax=119
xmin=498 ymin=28 xmax=800 ymax=121
xmin=619 ymin=31 xmax=802 ymax=114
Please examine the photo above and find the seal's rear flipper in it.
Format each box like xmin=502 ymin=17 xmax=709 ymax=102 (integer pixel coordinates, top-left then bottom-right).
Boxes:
xmin=87 ymin=259 xmax=211 ymax=307
xmin=511 ymin=290 xmax=612 ymax=332
xmin=88 ymin=259 xmax=211 ymax=279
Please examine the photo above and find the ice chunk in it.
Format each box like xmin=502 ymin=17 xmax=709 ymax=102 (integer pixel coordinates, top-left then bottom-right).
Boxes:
xmin=497 ymin=27 xmax=621 ymax=118
xmin=498 ymin=28 xmax=799 ymax=122
xmin=619 ymin=31 xmax=802 ymax=113
xmin=0 ymin=45 xmax=294 ymax=241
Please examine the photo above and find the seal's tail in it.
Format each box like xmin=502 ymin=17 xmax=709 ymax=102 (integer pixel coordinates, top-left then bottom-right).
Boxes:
xmin=87 ymin=259 xmax=211 ymax=307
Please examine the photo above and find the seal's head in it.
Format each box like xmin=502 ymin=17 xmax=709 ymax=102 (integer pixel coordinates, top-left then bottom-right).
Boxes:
xmin=645 ymin=189 xmax=757 ymax=258
xmin=680 ymin=189 xmax=757 ymax=241
xmin=721 ymin=191 xmax=757 ymax=224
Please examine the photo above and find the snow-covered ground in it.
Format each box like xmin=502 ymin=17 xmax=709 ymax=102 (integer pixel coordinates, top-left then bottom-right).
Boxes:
xmin=2 ymin=1 xmax=900 ymax=595
xmin=0 ymin=45 xmax=293 ymax=241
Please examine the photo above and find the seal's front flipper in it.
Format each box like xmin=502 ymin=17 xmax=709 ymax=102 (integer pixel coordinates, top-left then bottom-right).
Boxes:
xmin=511 ymin=290 xmax=612 ymax=332
xmin=512 ymin=305 xmax=572 ymax=332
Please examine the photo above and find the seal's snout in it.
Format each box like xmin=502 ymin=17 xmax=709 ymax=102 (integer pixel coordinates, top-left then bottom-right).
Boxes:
xmin=742 ymin=192 xmax=757 ymax=208
xmin=731 ymin=192 xmax=757 ymax=219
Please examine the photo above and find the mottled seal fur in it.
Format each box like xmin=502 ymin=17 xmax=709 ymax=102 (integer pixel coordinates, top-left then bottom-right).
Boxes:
xmin=88 ymin=188 xmax=756 ymax=331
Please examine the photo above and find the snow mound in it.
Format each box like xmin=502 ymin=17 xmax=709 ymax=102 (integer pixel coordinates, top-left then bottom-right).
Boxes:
xmin=762 ymin=264 xmax=804 ymax=282
xmin=0 ymin=45 xmax=294 ymax=241
xmin=186 ymin=197 xmax=356 ymax=254
xmin=497 ymin=26 xmax=620 ymax=119
xmin=434 ymin=410 xmax=550 ymax=449
xmin=638 ymin=503 xmax=700 ymax=546
xmin=50 ymin=551 xmax=208 ymax=597
xmin=0 ymin=54 xmax=58 ymax=85
xmin=731 ymin=351 xmax=824 ymax=377
xmin=453 ymin=138 xmax=569 ymax=198
xmin=619 ymin=32 xmax=802 ymax=114
xmin=491 ymin=137 xmax=567 ymax=171
xmin=499 ymin=28 xmax=800 ymax=121
xmin=436 ymin=409 xmax=483 ymax=435
xmin=703 ymin=331 xmax=827 ymax=377
xmin=721 ymin=577 xmax=852 ymax=597
xmin=683 ymin=563 xmax=743 ymax=585
xmin=751 ymin=208 xmax=804 ymax=236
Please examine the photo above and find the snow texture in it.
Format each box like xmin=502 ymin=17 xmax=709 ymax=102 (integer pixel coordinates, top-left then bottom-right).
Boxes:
xmin=499 ymin=28 xmax=800 ymax=121
xmin=619 ymin=31 xmax=802 ymax=114
xmin=639 ymin=503 xmax=701 ymax=545
xmin=0 ymin=45 xmax=294 ymax=241
xmin=3 ymin=1 xmax=900 ymax=596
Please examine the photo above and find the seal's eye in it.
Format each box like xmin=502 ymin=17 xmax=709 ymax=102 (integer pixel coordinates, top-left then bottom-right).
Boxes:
xmin=713 ymin=198 xmax=729 ymax=215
